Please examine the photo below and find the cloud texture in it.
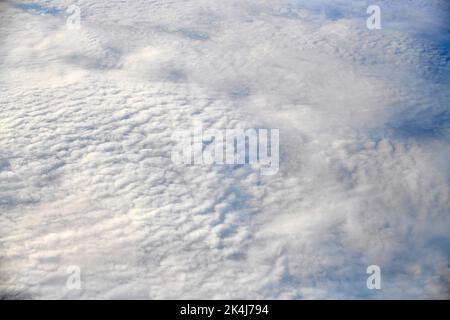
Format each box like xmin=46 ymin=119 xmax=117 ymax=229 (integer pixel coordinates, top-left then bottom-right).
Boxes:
xmin=0 ymin=0 xmax=449 ymax=299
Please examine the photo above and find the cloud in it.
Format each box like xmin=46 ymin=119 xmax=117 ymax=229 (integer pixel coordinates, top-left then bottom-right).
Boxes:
xmin=0 ymin=0 xmax=449 ymax=299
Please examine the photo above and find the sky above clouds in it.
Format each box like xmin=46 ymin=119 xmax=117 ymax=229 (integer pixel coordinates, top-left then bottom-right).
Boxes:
xmin=0 ymin=0 xmax=449 ymax=299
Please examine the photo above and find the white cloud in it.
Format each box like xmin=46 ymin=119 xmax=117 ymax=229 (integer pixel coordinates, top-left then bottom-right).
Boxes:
xmin=0 ymin=0 xmax=449 ymax=299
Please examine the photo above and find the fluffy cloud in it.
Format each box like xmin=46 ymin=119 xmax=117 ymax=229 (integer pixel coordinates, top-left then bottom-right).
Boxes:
xmin=0 ymin=0 xmax=449 ymax=299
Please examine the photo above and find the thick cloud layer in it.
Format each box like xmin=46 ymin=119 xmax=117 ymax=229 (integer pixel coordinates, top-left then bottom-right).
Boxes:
xmin=0 ymin=0 xmax=449 ymax=299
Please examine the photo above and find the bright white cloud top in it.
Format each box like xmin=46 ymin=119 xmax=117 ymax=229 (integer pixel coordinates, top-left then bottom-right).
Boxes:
xmin=0 ymin=0 xmax=449 ymax=299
